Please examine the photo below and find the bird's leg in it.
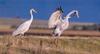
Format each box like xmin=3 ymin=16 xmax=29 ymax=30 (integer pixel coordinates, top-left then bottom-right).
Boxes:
xmin=52 ymin=26 xmax=57 ymax=37
xmin=58 ymin=34 xmax=61 ymax=37
xmin=52 ymin=30 xmax=55 ymax=36
xmin=57 ymin=33 xmax=61 ymax=37
xmin=53 ymin=37 xmax=59 ymax=48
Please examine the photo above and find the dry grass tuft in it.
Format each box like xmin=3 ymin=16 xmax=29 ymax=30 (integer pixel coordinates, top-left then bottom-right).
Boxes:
xmin=0 ymin=35 xmax=100 ymax=54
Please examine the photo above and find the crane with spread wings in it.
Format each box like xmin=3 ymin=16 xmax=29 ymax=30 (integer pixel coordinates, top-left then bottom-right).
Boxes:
xmin=48 ymin=7 xmax=79 ymax=37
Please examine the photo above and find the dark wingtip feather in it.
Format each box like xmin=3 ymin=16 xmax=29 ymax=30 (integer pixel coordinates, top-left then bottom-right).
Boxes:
xmin=56 ymin=6 xmax=63 ymax=13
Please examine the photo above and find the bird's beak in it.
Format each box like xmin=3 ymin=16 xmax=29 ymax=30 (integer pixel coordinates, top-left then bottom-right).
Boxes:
xmin=76 ymin=13 xmax=79 ymax=18
xmin=34 ymin=10 xmax=37 ymax=13
xmin=77 ymin=14 xmax=79 ymax=18
xmin=33 ymin=9 xmax=37 ymax=13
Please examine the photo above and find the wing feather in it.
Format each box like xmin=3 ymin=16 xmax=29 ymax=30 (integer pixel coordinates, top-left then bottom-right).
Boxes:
xmin=12 ymin=20 xmax=31 ymax=36
xmin=48 ymin=10 xmax=62 ymax=28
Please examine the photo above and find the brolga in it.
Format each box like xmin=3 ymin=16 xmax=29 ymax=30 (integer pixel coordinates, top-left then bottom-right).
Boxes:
xmin=12 ymin=8 xmax=37 ymax=36
xmin=48 ymin=7 xmax=79 ymax=37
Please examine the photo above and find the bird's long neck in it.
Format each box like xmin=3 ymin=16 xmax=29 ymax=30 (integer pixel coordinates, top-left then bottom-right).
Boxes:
xmin=66 ymin=13 xmax=72 ymax=18
xmin=66 ymin=11 xmax=75 ymax=18
xmin=30 ymin=9 xmax=33 ymax=21
xmin=64 ymin=18 xmax=69 ymax=23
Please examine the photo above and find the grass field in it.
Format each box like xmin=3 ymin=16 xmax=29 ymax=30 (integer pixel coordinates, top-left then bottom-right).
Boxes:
xmin=0 ymin=19 xmax=100 ymax=54
xmin=0 ymin=35 xmax=100 ymax=54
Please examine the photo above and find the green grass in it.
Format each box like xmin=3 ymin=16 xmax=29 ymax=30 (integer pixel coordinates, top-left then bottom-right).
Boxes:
xmin=0 ymin=35 xmax=100 ymax=54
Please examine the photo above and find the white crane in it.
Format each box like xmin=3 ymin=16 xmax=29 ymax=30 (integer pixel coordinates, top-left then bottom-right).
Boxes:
xmin=48 ymin=8 xmax=79 ymax=36
xmin=12 ymin=8 xmax=37 ymax=36
xmin=53 ymin=10 xmax=79 ymax=36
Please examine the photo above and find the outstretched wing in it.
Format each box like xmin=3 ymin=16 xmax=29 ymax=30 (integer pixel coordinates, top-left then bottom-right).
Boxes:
xmin=48 ymin=10 xmax=62 ymax=28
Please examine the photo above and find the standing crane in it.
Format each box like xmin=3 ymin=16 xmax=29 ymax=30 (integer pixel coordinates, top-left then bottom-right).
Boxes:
xmin=12 ymin=8 xmax=37 ymax=36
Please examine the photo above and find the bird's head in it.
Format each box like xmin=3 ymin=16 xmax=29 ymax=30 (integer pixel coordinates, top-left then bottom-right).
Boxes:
xmin=65 ymin=10 xmax=79 ymax=19
xmin=73 ymin=10 xmax=79 ymax=18
xmin=30 ymin=8 xmax=37 ymax=13
xmin=70 ymin=10 xmax=79 ymax=18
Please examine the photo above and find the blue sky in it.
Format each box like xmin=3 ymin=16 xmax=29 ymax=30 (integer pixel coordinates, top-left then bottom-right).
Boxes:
xmin=0 ymin=0 xmax=100 ymax=24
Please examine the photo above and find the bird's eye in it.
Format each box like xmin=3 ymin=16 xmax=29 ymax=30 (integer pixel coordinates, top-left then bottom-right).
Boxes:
xmin=70 ymin=12 xmax=77 ymax=17
xmin=73 ymin=12 xmax=76 ymax=15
